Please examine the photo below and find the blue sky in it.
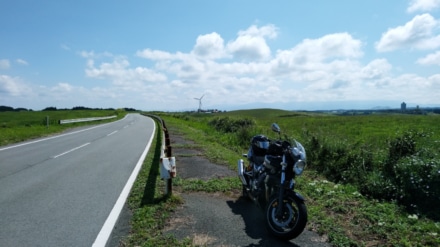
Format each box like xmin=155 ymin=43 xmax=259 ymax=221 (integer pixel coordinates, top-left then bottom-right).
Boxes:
xmin=1 ymin=0 xmax=440 ymax=111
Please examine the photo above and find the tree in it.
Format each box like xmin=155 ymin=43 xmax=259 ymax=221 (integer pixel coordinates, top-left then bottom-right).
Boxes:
xmin=42 ymin=107 xmax=57 ymax=111
xmin=0 ymin=106 xmax=14 ymax=112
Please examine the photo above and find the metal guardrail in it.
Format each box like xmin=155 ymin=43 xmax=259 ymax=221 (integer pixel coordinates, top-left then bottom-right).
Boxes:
xmin=59 ymin=115 xmax=117 ymax=124
xmin=145 ymin=114 xmax=175 ymax=195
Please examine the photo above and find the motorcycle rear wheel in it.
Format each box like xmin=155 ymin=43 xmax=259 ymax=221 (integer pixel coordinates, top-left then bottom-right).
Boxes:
xmin=265 ymin=194 xmax=307 ymax=240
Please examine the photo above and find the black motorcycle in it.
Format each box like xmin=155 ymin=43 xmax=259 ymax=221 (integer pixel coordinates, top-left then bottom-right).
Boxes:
xmin=238 ymin=123 xmax=307 ymax=240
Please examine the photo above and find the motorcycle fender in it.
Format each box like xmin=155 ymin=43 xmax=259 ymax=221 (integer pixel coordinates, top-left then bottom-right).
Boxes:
xmin=288 ymin=191 xmax=306 ymax=203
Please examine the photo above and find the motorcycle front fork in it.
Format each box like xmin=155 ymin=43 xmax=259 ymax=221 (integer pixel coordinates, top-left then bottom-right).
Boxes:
xmin=276 ymin=156 xmax=288 ymax=218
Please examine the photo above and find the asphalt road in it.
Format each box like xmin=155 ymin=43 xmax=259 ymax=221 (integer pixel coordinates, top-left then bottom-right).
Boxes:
xmin=0 ymin=113 xmax=155 ymax=247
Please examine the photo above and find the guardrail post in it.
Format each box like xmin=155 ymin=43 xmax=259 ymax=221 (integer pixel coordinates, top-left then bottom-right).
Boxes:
xmin=147 ymin=115 xmax=176 ymax=196
xmin=165 ymin=132 xmax=170 ymax=147
xmin=166 ymin=144 xmax=172 ymax=195
xmin=162 ymin=120 xmax=174 ymax=196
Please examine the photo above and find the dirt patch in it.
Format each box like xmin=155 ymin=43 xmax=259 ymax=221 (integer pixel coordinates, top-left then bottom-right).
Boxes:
xmin=175 ymin=155 xmax=235 ymax=181
xmin=170 ymin=134 xmax=196 ymax=146
xmin=172 ymin=147 xmax=202 ymax=156
xmin=167 ymin=130 xmax=235 ymax=181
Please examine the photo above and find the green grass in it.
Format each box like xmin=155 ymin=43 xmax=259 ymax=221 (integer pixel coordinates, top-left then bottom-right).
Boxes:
xmin=298 ymin=171 xmax=439 ymax=246
xmin=0 ymin=109 xmax=127 ymax=146
xmin=143 ymin=110 xmax=440 ymax=247
xmin=215 ymin=109 xmax=440 ymax=147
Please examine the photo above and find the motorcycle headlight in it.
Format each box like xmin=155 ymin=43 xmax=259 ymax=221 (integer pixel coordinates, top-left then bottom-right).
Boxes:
xmin=293 ymin=160 xmax=306 ymax=175
xmin=291 ymin=140 xmax=307 ymax=175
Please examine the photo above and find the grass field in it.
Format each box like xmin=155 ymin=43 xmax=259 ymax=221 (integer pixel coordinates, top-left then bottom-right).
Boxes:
xmin=0 ymin=109 xmax=127 ymax=146
xmin=215 ymin=108 xmax=440 ymax=146
xmin=142 ymin=109 xmax=440 ymax=246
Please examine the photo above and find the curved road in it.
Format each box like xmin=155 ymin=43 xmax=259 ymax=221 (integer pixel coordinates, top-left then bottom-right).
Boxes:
xmin=0 ymin=113 xmax=155 ymax=247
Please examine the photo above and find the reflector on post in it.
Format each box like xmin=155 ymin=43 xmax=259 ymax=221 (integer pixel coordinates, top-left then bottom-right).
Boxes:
xmin=160 ymin=157 xmax=176 ymax=179
xmin=169 ymin=157 xmax=176 ymax=178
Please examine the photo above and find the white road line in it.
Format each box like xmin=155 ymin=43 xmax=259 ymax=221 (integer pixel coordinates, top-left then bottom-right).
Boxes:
xmin=52 ymin=143 xmax=90 ymax=159
xmin=92 ymin=118 xmax=156 ymax=247
xmin=107 ymin=131 xmax=118 ymax=136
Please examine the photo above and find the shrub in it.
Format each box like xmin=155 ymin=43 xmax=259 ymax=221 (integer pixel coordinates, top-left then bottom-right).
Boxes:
xmin=302 ymin=129 xmax=439 ymax=219
xmin=236 ymin=125 xmax=256 ymax=147
xmin=303 ymin=136 xmax=373 ymax=185
xmin=356 ymin=130 xmax=440 ymax=219
xmin=384 ymin=131 xmax=418 ymax=177
xmin=208 ymin=117 xmax=255 ymax=133
xmin=393 ymin=156 xmax=440 ymax=219
xmin=361 ymin=170 xmax=396 ymax=200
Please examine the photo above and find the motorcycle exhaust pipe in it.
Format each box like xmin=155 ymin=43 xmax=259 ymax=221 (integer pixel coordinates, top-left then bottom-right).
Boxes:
xmin=238 ymin=159 xmax=247 ymax=185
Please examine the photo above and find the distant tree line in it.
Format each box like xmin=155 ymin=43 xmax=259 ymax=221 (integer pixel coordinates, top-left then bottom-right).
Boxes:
xmin=0 ymin=105 xmax=138 ymax=112
xmin=0 ymin=106 xmax=32 ymax=112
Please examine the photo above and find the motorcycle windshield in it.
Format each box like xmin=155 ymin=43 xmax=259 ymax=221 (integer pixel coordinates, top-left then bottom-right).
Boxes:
xmin=294 ymin=140 xmax=307 ymax=162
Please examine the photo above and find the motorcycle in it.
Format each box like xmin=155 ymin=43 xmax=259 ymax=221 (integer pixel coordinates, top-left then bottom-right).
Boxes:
xmin=238 ymin=123 xmax=308 ymax=240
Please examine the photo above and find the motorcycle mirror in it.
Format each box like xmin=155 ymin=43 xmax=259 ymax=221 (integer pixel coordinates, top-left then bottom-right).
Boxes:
xmin=271 ymin=123 xmax=281 ymax=134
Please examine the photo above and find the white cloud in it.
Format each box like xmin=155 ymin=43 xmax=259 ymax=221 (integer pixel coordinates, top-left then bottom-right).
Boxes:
xmin=278 ymin=32 xmax=362 ymax=64
xmin=361 ymin=59 xmax=392 ymax=79
xmin=227 ymin=35 xmax=271 ymax=61
xmin=407 ymin=0 xmax=440 ymax=13
xmin=16 ymin=59 xmax=28 ymax=65
xmin=136 ymin=49 xmax=177 ymax=60
xmin=62 ymin=24 xmax=439 ymax=111
xmin=192 ymin=32 xmax=226 ymax=59
xmin=51 ymin=82 xmax=73 ymax=92
xmin=389 ymin=74 xmax=437 ymax=100
xmin=103 ymin=28 xmax=420 ymax=110
xmin=226 ymin=24 xmax=278 ymax=61
xmin=0 ymin=75 xmax=32 ymax=96
xmin=80 ymin=51 xmax=95 ymax=58
xmin=85 ymin=56 xmax=167 ymax=89
xmin=152 ymin=31 xmax=365 ymax=107
xmin=417 ymin=50 xmax=440 ymax=65
xmin=240 ymin=24 xmax=278 ymax=39
xmin=61 ymin=44 xmax=71 ymax=51
xmin=376 ymin=14 xmax=440 ymax=52
xmin=0 ymin=59 xmax=10 ymax=70
xmin=79 ymin=51 xmax=113 ymax=59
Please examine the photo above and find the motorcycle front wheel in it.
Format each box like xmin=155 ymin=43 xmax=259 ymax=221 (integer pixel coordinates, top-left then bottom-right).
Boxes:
xmin=265 ymin=194 xmax=307 ymax=240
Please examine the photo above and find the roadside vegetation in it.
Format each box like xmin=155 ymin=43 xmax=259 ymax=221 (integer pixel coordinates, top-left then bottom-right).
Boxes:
xmin=0 ymin=108 xmax=129 ymax=146
xmin=126 ymin=109 xmax=439 ymax=246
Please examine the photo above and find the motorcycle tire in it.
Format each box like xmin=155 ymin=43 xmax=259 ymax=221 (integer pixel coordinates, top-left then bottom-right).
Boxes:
xmin=265 ymin=194 xmax=307 ymax=240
